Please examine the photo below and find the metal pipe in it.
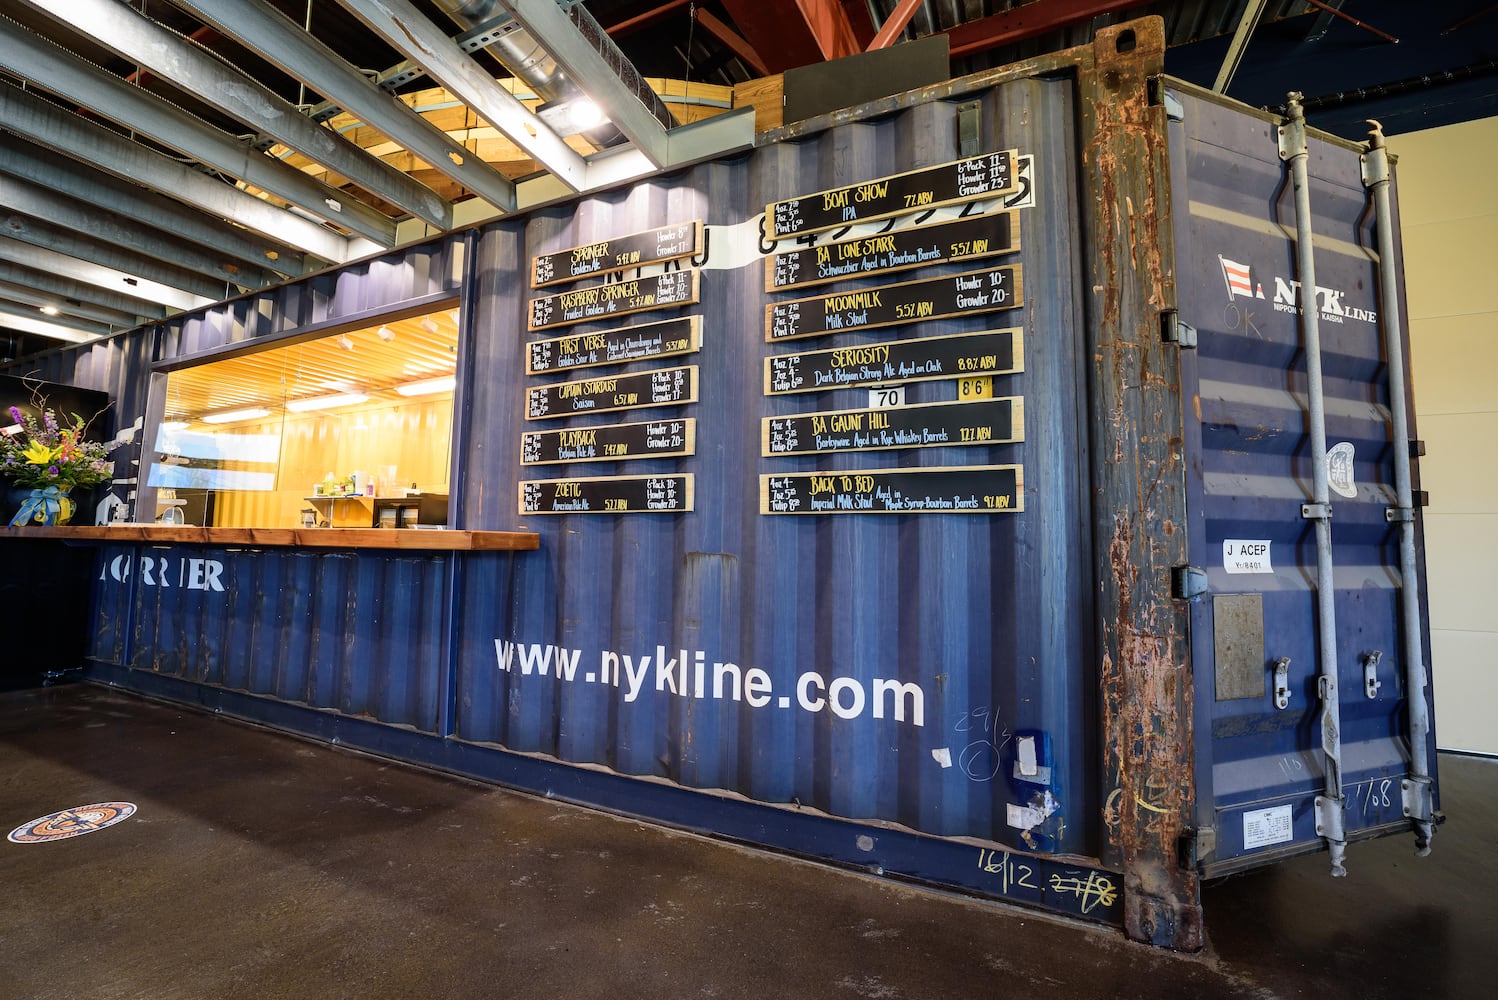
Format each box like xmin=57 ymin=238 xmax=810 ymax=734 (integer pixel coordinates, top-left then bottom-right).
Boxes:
xmin=1300 ymin=0 xmax=1399 ymax=44
xmin=1281 ymin=92 xmax=1348 ymax=877
xmin=1363 ymin=119 xmax=1435 ymax=854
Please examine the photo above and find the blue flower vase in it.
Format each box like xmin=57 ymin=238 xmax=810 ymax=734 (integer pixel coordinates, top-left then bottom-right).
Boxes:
xmin=9 ymin=485 xmax=75 ymax=526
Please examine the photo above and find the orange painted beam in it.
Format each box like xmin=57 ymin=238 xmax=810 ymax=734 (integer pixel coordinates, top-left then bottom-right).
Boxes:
xmin=694 ymin=8 xmax=772 ymax=77
xmin=944 ymin=0 xmax=1155 ymax=59
xmin=720 ymin=0 xmax=860 ymax=73
xmin=867 ymin=0 xmax=925 ymax=51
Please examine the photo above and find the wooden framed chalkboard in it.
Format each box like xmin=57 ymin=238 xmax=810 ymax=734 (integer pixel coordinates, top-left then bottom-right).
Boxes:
xmin=762 ymin=398 xmax=1022 ymax=456
xmin=760 ymin=465 xmax=1023 ymax=514
xmin=531 ymin=220 xmax=702 ymax=288
xmin=520 ymin=474 xmax=694 ymax=514
xmin=522 ymin=418 xmax=695 ymax=465
xmin=527 ymin=316 xmax=701 ymax=375
xmin=529 ymin=270 xmax=698 ymax=331
xmin=766 ymin=265 xmax=1022 ymax=342
xmin=765 ymin=329 xmax=1023 ymax=395
xmin=766 ymin=150 xmax=1018 ymax=239
xmin=765 ymin=211 xmax=1019 ymax=292
xmin=526 ymin=365 xmax=697 ymax=420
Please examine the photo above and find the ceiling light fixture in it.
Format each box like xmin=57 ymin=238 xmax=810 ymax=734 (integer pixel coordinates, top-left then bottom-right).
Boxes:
xmin=285 ymin=392 xmax=370 ymax=413
xmin=201 ymin=407 xmax=272 ymax=424
xmin=568 ymin=98 xmax=604 ymax=131
xmin=39 ymin=305 xmax=59 ymax=316
xmin=419 ymin=317 xmax=439 ymax=335
xmin=376 ymin=325 xmax=395 ymax=342
xmin=394 ymin=376 xmax=456 ymax=397
xmin=337 ymin=335 xmax=355 ymax=351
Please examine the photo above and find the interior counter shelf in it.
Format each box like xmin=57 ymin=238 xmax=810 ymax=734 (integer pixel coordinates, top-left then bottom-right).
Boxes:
xmin=1 ymin=525 xmax=539 ymax=551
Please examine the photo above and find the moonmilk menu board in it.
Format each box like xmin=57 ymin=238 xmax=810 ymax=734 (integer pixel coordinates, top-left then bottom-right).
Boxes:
xmin=766 ymin=150 xmax=1018 ymax=239
xmin=526 ymin=366 xmax=697 ymax=420
xmin=521 ymin=474 xmax=694 ymax=514
xmin=766 ymin=211 xmax=1019 ymax=291
xmin=760 ymin=466 xmax=1023 ymax=514
xmin=531 ymin=221 xmax=702 ymax=288
xmin=763 ymin=398 xmax=1022 ymax=457
xmin=527 ymin=316 xmax=701 ymax=374
xmin=529 ymin=270 xmax=698 ymax=331
xmin=766 ymin=265 xmax=1022 ymax=342
xmin=765 ymin=329 xmax=1023 ymax=395
xmin=522 ymin=418 xmax=695 ymax=465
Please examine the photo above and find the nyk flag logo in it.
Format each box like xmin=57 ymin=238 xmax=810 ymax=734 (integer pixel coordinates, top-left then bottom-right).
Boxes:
xmin=1219 ymin=255 xmax=1265 ymax=300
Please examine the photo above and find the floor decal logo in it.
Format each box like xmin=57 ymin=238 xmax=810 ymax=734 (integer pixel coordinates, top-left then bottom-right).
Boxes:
xmin=8 ymin=802 xmax=138 ymax=844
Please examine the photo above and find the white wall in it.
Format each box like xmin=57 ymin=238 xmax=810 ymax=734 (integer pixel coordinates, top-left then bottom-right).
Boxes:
xmin=1390 ymin=118 xmax=1498 ymax=755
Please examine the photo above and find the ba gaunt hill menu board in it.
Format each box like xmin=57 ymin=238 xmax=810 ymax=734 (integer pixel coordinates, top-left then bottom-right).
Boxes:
xmin=763 ymin=398 xmax=1021 ymax=457
xmin=531 ymin=221 xmax=702 ymax=288
xmin=766 ymin=211 xmax=1019 ymax=291
xmin=766 ymin=150 xmax=1018 ymax=238
xmin=766 ymin=265 xmax=1022 ymax=342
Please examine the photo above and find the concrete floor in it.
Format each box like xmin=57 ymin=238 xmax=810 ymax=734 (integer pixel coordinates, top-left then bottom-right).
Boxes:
xmin=1 ymin=684 xmax=1493 ymax=1000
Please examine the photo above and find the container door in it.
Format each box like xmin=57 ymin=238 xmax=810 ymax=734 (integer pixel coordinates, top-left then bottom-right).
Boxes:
xmin=1166 ymin=87 xmax=1439 ymax=876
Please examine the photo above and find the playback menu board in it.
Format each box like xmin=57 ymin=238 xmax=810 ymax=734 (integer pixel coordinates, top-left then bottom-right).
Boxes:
xmin=531 ymin=221 xmax=702 ymax=288
xmin=760 ymin=466 xmax=1023 ymax=515
xmin=521 ymin=474 xmax=694 ymax=514
xmin=766 ymin=150 xmax=1018 ymax=239
xmin=766 ymin=265 xmax=1022 ymax=342
xmin=763 ymin=398 xmax=1021 ymax=456
xmin=529 ymin=270 xmax=698 ymax=331
xmin=527 ymin=316 xmax=700 ymax=375
xmin=765 ymin=329 xmax=1023 ymax=395
xmin=522 ymin=418 xmax=694 ymax=465
xmin=766 ymin=211 xmax=1019 ymax=292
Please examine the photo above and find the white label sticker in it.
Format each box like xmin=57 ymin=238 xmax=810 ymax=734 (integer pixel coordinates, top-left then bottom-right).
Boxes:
xmin=1243 ymin=804 xmax=1295 ymax=850
xmin=1223 ymin=539 xmax=1273 ymax=574
xmin=1327 ymin=441 xmax=1357 ymax=499
xmin=868 ymin=385 xmax=904 ymax=409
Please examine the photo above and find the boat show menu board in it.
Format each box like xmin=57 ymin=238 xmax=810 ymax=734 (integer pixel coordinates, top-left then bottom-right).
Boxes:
xmin=527 ymin=316 xmax=700 ymax=375
xmin=766 ymin=150 xmax=1018 ymax=239
xmin=531 ymin=221 xmax=702 ymax=288
xmin=766 ymin=211 xmax=1019 ymax=292
xmin=765 ymin=329 xmax=1023 ymax=395
xmin=767 ymin=265 xmax=1022 ymax=342
xmin=529 ymin=270 xmax=698 ymax=331
xmin=760 ymin=466 xmax=1023 ymax=515
xmin=763 ymin=398 xmax=1021 ymax=457
xmin=522 ymin=418 xmax=694 ymax=465
xmin=526 ymin=366 xmax=696 ymax=421
xmin=521 ymin=474 xmax=693 ymax=514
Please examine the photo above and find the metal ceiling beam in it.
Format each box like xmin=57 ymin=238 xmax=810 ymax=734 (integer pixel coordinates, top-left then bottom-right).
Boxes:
xmin=944 ymin=0 xmax=1156 ymax=58
xmin=0 ymin=295 xmax=113 ymax=338
xmin=0 ymin=306 xmax=101 ymax=344
xmin=0 ymin=260 xmax=167 ymax=324
xmin=332 ymin=0 xmax=590 ymax=190
xmin=0 ymin=237 xmax=214 ymax=314
xmin=0 ymin=134 xmax=304 ymax=281
xmin=0 ymin=14 xmax=398 ymax=245
xmin=0 ymin=81 xmax=354 ymax=265
xmin=1213 ymin=0 xmax=1270 ymax=94
xmin=868 ymin=0 xmax=924 ymax=51
xmin=176 ymin=0 xmax=520 ymax=213
xmin=0 ymin=277 xmax=141 ymax=330
xmin=694 ymin=9 xmax=771 ymax=77
xmin=719 ymin=0 xmax=848 ymax=72
xmin=17 ymin=0 xmax=452 ymax=231
xmin=0 ymin=173 xmax=275 ymax=292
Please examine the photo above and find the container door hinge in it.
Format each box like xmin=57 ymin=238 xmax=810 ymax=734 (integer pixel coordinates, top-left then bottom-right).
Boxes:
xmin=1314 ymin=794 xmax=1347 ymax=843
xmin=1179 ymin=826 xmax=1216 ymax=869
xmin=1401 ymin=775 xmax=1434 ymax=824
xmin=1148 ymin=78 xmax=1185 ymax=122
xmin=1172 ymin=565 xmax=1208 ymax=600
xmin=957 ymin=100 xmax=982 ymax=158
xmin=1273 ymin=657 xmax=1292 ymax=709
xmin=1161 ymin=311 xmax=1197 ymax=348
xmin=1363 ymin=650 xmax=1383 ymax=699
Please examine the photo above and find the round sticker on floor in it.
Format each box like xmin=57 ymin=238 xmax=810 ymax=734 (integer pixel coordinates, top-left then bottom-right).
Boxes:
xmin=8 ymin=802 xmax=137 ymax=844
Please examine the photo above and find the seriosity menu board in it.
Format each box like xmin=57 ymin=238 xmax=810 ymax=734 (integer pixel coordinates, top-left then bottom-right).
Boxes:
xmin=522 ymin=418 xmax=695 ymax=465
xmin=766 ymin=265 xmax=1022 ymax=342
xmin=760 ymin=466 xmax=1023 ymax=515
xmin=526 ymin=366 xmax=697 ymax=420
xmin=531 ymin=221 xmax=702 ymax=288
xmin=766 ymin=211 xmax=1019 ymax=291
xmin=766 ymin=150 xmax=1018 ymax=239
xmin=529 ymin=270 xmax=698 ymax=331
xmin=521 ymin=474 xmax=694 ymax=514
xmin=527 ymin=316 xmax=701 ymax=375
xmin=764 ymin=329 xmax=1023 ymax=395
xmin=763 ymin=398 xmax=1021 ymax=456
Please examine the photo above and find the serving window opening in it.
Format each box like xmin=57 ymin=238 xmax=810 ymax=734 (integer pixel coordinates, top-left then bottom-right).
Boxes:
xmin=146 ymin=310 xmax=459 ymax=529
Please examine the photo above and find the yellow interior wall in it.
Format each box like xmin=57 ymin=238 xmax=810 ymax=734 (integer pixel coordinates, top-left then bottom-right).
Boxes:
xmin=1390 ymin=118 xmax=1498 ymax=755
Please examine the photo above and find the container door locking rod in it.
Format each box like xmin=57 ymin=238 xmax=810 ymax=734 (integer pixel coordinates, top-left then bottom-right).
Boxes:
xmin=1280 ymin=93 xmax=1349 ymax=877
xmin=1362 ymin=120 xmax=1435 ymax=854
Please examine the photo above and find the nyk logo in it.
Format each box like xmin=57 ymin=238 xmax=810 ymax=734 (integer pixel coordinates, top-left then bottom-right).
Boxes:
xmin=1218 ymin=254 xmax=1376 ymax=325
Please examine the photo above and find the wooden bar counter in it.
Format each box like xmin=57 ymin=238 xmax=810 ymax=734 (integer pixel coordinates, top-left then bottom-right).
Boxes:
xmin=1 ymin=525 xmax=539 ymax=551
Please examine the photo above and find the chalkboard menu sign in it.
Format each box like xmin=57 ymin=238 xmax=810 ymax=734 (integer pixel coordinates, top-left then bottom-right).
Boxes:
xmin=521 ymin=474 xmax=694 ymax=514
xmin=522 ymin=418 xmax=695 ymax=465
xmin=526 ymin=365 xmax=697 ymax=420
xmin=765 ymin=329 xmax=1023 ymax=395
xmin=767 ymin=265 xmax=1022 ymax=342
xmin=766 ymin=150 xmax=1018 ymax=239
xmin=760 ymin=466 xmax=1023 ymax=515
xmin=763 ymin=398 xmax=1021 ymax=456
xmin=527 ymin=316 xmax=701 ymax=375
xmin=532 ymin=221 xmax=702 ymax=288
xmin=529 ymin=270 xmax=698 ymax=331
xmin=766 ymin=211 xmax=1019 ymax=291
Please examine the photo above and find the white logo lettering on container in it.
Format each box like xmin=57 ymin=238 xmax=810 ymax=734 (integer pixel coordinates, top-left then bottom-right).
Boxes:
xmin=1327 ymin=441 xmax=1357 ymax=499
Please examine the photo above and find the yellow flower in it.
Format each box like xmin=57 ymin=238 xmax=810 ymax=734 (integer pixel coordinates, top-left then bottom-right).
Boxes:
xmin=21 ymin=441 xmax=58 ymax=465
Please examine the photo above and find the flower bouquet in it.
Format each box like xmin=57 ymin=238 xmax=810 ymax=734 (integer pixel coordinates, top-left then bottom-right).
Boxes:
xmin=1 ymin=403 xmax=116 ymax=526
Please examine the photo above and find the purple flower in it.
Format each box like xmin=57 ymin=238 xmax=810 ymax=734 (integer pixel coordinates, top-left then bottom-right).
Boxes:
xmin=47 ymin=465 xmax=59 ymax=477
xmin=7 ymin=406 xmax=21 ymax=424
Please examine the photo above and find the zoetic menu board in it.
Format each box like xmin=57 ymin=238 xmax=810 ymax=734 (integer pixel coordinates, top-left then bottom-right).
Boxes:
xmin=760 ymin=466 xmax=1023 ymax=514
xmin=766 ymin=211 xmax=1019 ymax=291
xmin=766 ymin=265 xmax=1022 ymax=342
xmin=529 ymin=270 xmax=698 ymax=331
xmin=520 ymin=474 xmax=694 ymax=514
xmin=766 ymin=150 xmax=1018 ymax=239
xmin=526 ymin=366 xmax=697 ymax=420
xmin=762 ymin=398 xmax=1022 ymax=456
xmin=521 ymin=418 xmax=695 ymax=465
xmin=531 ymin=221 xmax=702 ymax=288
xmin=765 ymin=329 xmax=1023 ymax=395
xmin=527 ymin=316 xmax=701 ymax=375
